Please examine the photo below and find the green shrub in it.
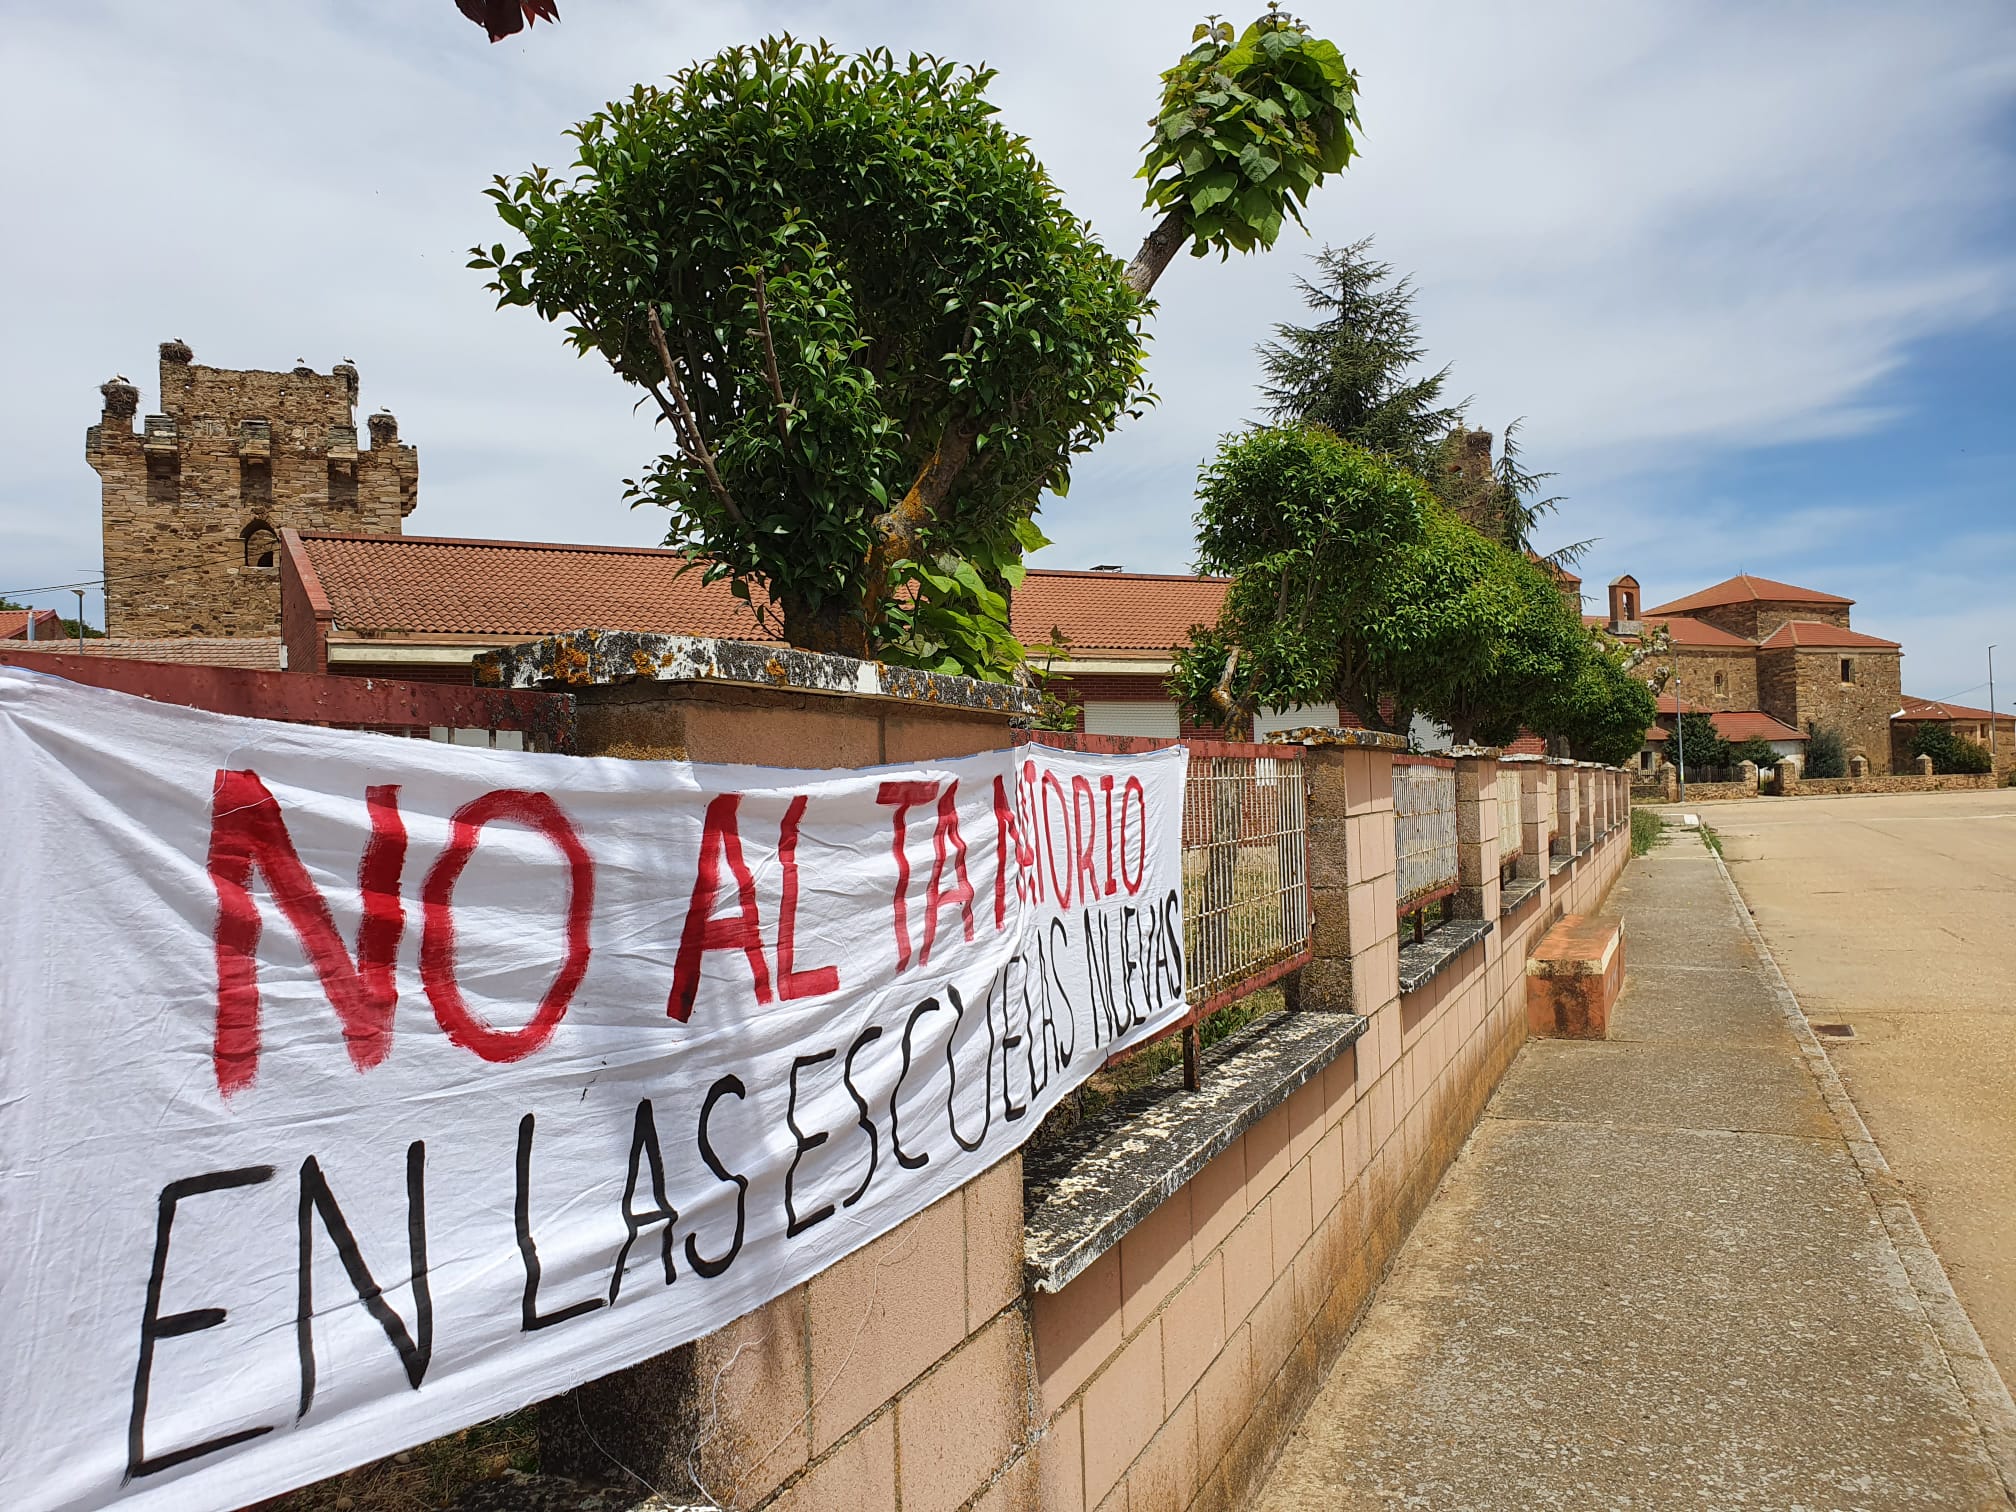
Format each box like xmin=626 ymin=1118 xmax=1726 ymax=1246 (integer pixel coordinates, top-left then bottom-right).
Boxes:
xmin=1630 ymin=806 xmax=1662 ymax=856
xmin=1912 ymin=722 xmax=1994 ymax=775
xmin=1674 ymin=711 xmax=1728 ymax=776
xmin=1804 ymin=723 xmax=1848 ymax=778
xmin=1728 ymin=735 xmax=1781 ymax=769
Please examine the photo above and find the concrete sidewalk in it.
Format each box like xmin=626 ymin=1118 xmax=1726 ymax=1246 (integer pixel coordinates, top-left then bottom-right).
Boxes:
xmin=1252 ymin=827 xmax=2016 ymax=1510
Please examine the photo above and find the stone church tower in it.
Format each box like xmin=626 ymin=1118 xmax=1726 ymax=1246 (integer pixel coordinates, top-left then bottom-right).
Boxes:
xmin=86 ymin=341 xmax=417 ymax=637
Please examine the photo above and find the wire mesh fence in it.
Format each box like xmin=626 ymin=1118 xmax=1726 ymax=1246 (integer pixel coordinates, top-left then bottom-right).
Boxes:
xmin=1182 ymin=745 xmax=1311 ymax=1009
xmin=1393 ymin=756 xmax=1458 ymax=913
xmin=1497 ymin=765 xmax=1523 ymax=870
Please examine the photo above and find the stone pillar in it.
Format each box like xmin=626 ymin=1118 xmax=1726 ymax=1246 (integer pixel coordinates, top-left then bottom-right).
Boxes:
xmin=475 ymin=631 xmax=1034 ymax=1506
xmin=1660 ymin=762 xmax=1678 ymax=802
xmin=1916 ymin=753 xmax=1935 ymax=777
xmin=1299 ymin=729 xmax=1406 ymax=1015
xmin=1738 ymin=759 xmax=1759 ymax=793
xmin=1553 ymin=760 xmax=1576 ymax=857
xmin=1576 ymin=765 xmax=1594 ymax=852
xmin=1850 ymin=754 xmax=1869 ymax=778
xmin=1452 ymin=751 xmax=1502 ymax=922
xmin=1776 ymin=756 xmax=1800 ymax=796
xmin=1517 ymin=761 xmax=1547 ymax=881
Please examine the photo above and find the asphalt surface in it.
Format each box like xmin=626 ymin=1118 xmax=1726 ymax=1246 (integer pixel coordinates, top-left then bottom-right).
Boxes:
xmin=1709 ymin=789 xmax=2016 ymax=1389
xmin=1252 ymin=824 xmax=2014 ymax=1510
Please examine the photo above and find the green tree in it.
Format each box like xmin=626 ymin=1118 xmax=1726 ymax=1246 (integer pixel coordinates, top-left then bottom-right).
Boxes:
xmin=1911 ymin=722 xmax=1993 ymax=775
xmin=1256 ymin=238 xmax=1459 ymax=476
xmin=1804 ymin=723 xmax=1848 ymax=778
xmin=1540 ymin=634 xmax=1658 ymax=767
xmin=1674 ymin=711 xmax=1729 ymax=776
xmin=1728 ymin=736 xmax=1782 ymax=769
xmin=475 ymin=14 xmax=1361 ymax=676
xmin=1168 ymin=425 xmax=1589 ymax=743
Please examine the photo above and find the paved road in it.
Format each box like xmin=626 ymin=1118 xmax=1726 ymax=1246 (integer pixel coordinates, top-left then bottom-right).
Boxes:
xmin=1255 ymin=829 xmax=2014 ymax=1510
xmin=1709 ymin=788 xmax=2016 ymax=1389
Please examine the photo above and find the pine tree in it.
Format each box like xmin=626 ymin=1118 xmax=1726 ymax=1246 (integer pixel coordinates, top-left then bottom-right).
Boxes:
xmin=1257 ymin=238 xmax=1461 ymax=478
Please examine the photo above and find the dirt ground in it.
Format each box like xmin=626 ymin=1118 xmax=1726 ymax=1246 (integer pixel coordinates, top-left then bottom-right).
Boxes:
xmin=1707 ymin=787 xmax=2016 ymax=1386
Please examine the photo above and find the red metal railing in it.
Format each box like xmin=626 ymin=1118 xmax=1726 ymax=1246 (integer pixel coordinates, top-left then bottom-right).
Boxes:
xmin=0 ymin=649 xmax=578 ymax=752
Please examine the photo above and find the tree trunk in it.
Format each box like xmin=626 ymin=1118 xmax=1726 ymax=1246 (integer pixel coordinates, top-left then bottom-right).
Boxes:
xmin=1126 ymin=207 xmax=1190 ymax=297
xmin=781 ymin=594 xmax=871 ymax=659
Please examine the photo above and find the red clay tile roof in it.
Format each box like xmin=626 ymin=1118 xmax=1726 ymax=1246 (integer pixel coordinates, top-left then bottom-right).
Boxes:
xmin=4 ymin=636 xmax=283 ymax=669
xmin=1584 ymin=613 xmax=1755 ymax=648
xmin=1659 ymin=616 xmax=1756 ymax=648
xmin=298 ymin=532 xmax=774 ymax=640
xmin=0 ymin=609 xmax=67 ymax=641
xmin=294 ymin=533 xmax=1231 ymax=654
xmin=1709 ymin=710 xmax=1807 ymax=743
xmin=1896 ymin=695 xmax=2010 ymax=723
xmin=1645 ymin=574 xmax=1853 ymax=616
xmin=1012 ymin=569 xmax=1228 ymax=652
xmin=1652 ymin=700 xmax=1806 ymax=742
xmin=1756 ymin=621 xmax=1900 ymax=650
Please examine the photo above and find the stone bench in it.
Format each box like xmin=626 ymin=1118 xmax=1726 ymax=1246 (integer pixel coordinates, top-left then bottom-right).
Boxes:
xmin=1526 ymin=914 xmax=1625 ymax=1039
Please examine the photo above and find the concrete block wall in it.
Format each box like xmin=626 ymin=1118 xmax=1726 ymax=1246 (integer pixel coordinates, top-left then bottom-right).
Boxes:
xmin=512 ymin=681 xmax=1636 ymax=1512
xmin=1018 ymin=748 xmax=1631 ymax=1512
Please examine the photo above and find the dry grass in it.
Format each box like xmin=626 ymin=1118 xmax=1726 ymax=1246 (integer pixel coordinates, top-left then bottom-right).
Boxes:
xmin=255 ymin=1413 xmax=537 ymax=1512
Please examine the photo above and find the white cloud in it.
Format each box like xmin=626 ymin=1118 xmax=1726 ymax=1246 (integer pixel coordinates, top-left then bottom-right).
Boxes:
xmin=2 ymin=0 xmax=2013 ymax=699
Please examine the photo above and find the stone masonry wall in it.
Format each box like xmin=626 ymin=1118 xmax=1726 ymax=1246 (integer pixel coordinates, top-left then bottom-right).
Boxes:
xmin=1657 ymin=647 xmax=1757 ymax=712
xmin=1758 ymin=646 xmax=1901 ymax=775
xmin=1790 ymin=773 xmax=1995 ymax=797
xmin=1686 ymin=599 xmax=1853 ymax=642
xmin=87 ymin=342 xmax=417 ymax=638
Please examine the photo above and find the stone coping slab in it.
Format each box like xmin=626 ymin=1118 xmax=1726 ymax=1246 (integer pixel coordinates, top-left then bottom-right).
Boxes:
xmin=473 ymin=629 xmax=1038 ymax=716
xmin=1551 ymin=854 xmax=1575 ymax=877
xmin=1398 ymin=918 xmax=1493 ymax=994
xmin=1268 ymin=725 xmax=1409 ymax=751
xmin=1023 ymin=1008 xmax=1367 ymax=1294
xmin=1500 ymin=877 xmax=1546 ymax=916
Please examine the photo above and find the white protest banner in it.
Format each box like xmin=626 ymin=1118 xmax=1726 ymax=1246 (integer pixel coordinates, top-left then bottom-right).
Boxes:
xmin=0 ymin=667 xmax=1188 ymax=1512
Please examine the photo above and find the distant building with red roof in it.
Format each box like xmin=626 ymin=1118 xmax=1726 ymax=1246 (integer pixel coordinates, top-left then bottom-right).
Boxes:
xmin=1601 ymin=571 xmax=1920 ymax=774
xmin=1 ymin=608 xmax=68 ymax=642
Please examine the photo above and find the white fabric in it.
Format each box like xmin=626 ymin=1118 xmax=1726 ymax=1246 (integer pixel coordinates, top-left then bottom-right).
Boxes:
xmin=0 ymin=668 xmax=1188 ymax=1512
xmin=1081 ymin=699 xmax=1180 ymax=738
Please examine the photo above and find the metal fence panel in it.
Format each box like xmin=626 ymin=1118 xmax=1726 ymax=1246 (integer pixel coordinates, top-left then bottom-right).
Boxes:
xmin=1183 ymin=747 xmax=1310 ymax=1008
xmin=1498 ymin=766 xmax=1523 ymax=864
xmin=1394 ymin=757 xmax=1458 ymax=911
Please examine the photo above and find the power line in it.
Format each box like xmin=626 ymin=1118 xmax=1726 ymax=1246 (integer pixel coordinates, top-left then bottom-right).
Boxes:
xmin=0 ymin=552 xmax=240 ymax=600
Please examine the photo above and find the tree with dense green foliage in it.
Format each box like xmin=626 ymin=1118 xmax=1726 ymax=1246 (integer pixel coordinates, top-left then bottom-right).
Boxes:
xmin=1804 ymin=723 xmax=1848 ymax=778
xmin=1674 ymin=711 xmax=1729 ymax=776
xmin=1728 ymin=735 xmax=1782 ymax=769
xmin=1911 ymin=722 xmax=1994 ymax=775
xmin=1168 ymin=425 xmax=1596 ymax=744
xmin=1257 ymin=239 xmax=1580 ymax=565
xmin=1256 ymin=238 xmax=1459 ymax=477
xmin=475 ymin=12 xmax=1360 ymax=676
xmin=1539 ymin=635 xmax=1659 ymax=767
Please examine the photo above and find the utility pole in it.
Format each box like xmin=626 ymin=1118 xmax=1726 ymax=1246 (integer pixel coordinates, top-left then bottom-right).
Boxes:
xmin=1991 ymin=645 xmax=1999 ymax=772
xmin=72 ymin=589 xmax=85 ymax=655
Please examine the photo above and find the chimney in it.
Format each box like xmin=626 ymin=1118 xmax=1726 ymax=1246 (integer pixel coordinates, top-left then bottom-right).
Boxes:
xmin=1608 ymin=574 xmax=1641 ymax=635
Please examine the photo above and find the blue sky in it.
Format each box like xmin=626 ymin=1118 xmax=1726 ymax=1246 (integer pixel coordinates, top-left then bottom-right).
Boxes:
xmin=2 ymin=1 xmax=2013 ymax=701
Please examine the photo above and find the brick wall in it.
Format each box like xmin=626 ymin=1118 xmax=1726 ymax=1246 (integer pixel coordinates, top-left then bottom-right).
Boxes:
xmin=87 ymin=343 xmax=417 ymax=638
xmin=1020 ymin=752 xmax=1632 ymax=1512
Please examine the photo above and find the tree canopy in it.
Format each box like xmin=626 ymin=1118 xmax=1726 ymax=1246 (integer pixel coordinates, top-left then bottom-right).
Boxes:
xmin=1168 ymin=424 xmax=1614 ymax=744
xmin=1256 ymin=238 xmax=1458 ymax=477
xmin=476 ymin=13 xmax=1361 ymax=676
